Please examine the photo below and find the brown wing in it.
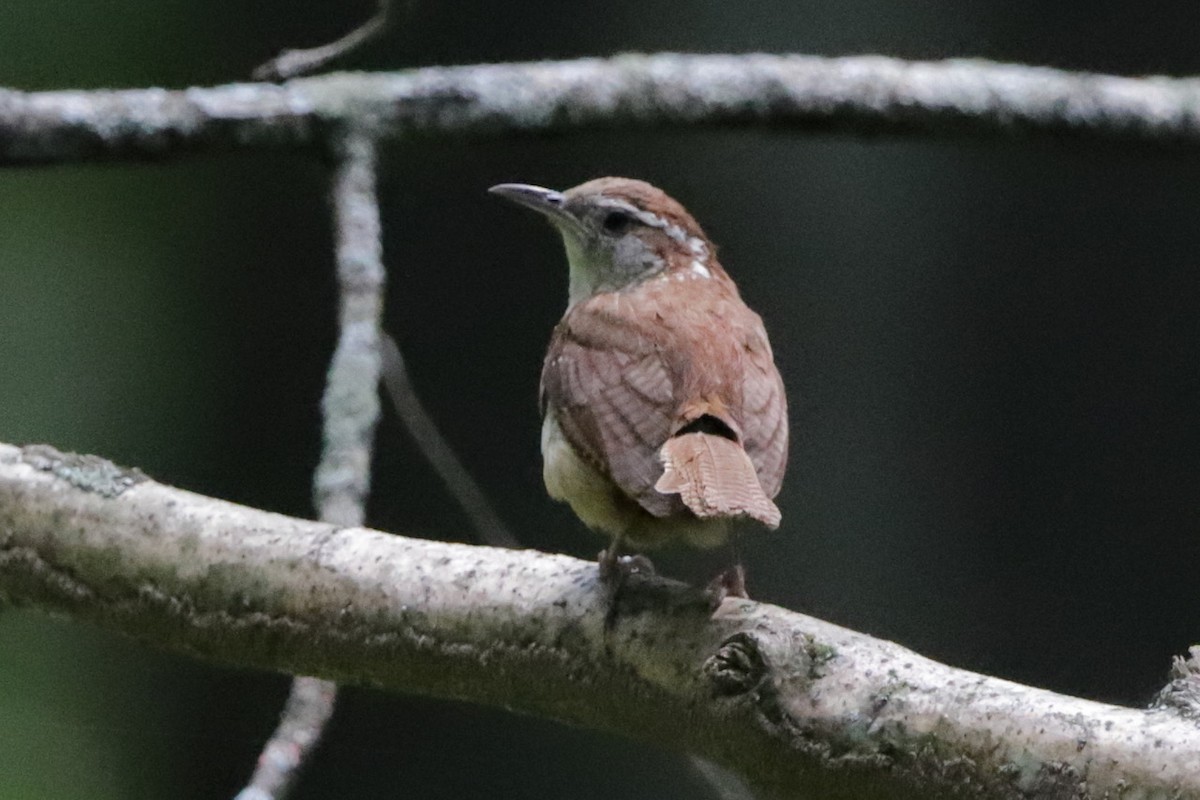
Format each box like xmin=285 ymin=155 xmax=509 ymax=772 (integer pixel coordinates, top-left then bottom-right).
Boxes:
xmin=650 ymin=282 xmax=788 ymax=503
xmin=736 ymin=316 xmax=788 ymax=500
xmin=540 ymin=300 xmax=682 ymax=518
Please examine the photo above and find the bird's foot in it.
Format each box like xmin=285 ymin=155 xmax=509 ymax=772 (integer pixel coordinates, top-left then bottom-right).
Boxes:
xmin=705 ymin=564 xmax=749 ymax=610
xmin=599 ymin=550 xmax=656 ymax=633
xmin=597 ymin=549 xmax=656 ymax=583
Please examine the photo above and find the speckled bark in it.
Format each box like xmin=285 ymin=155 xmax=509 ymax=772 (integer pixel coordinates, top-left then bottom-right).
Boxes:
xmin=1 ymin=442 xmax=1198 ymax=800
xmin=3 ymin=54 xmax=1200 ymax=165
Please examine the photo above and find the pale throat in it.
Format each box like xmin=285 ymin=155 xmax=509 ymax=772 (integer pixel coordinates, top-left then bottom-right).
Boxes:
xmin=562 ymin=234 xmax=610 ymax=306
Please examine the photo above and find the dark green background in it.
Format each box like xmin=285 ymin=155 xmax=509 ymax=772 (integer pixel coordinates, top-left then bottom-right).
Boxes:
xmin=2 ymin=2 xmax=1199 ymax=798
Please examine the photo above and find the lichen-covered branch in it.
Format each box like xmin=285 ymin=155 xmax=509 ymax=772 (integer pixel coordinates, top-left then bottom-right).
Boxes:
xmin=1 ymin=442 xmax=1198 ymax=800
xmin=312 ymin=129 xmax=385 ymax=528
xmin=3 ymin=53 xmax=1200 ymax=166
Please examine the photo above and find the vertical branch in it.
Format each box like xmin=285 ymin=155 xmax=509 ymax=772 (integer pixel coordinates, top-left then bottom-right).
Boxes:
xmin=235 ymin=129 xmax=385 ymax=800
xmin=233 ymin=679 xmax=338 ymax=800
xmin=313 ymin=130 xmax=385 ymax=528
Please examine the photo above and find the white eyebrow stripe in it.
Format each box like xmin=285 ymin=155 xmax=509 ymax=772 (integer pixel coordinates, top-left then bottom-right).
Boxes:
xmin=597 ymin=196 xmax=714 ymax=278
xmin=596 ymin=198 xmax=689 ymax=242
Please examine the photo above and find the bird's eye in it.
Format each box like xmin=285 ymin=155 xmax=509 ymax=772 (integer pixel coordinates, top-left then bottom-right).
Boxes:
xmin=602 ymin=211 xmax=632 ymax=234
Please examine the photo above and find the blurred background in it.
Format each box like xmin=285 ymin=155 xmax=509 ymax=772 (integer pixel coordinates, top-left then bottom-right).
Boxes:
xmin=2 ymin=1 xmax=1199 ymax=797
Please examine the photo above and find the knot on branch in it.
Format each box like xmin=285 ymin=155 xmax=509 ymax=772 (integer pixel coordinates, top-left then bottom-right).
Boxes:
xmin=21 ymin=444 xmax=145 ymax=498
xmin=1153 ymin=645 xmax=1200 ymax=719
xmin=704 ymin=633 xmax=768 ymax=696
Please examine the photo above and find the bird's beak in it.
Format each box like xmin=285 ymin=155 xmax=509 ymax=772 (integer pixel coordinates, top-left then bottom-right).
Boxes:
xmin=488 ymin=183 xmax=580 ymax=231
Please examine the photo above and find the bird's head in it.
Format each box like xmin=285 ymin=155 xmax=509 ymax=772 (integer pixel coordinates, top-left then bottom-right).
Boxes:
xmin=490 ymin=177 xmax=721 ymax=305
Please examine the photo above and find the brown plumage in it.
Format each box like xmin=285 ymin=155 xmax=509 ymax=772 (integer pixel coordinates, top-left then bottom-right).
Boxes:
xmin=657 ymin=428 xmax=782 ymax=528
xmin=491 ymin=177 xmax=788 ymax=556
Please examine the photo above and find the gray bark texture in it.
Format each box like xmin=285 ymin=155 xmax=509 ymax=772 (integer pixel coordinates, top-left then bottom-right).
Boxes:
xmin=1 ymin=441 xmax=1198 ymax=800
xmin=3 ymin=54 xmax=1200 ymax=166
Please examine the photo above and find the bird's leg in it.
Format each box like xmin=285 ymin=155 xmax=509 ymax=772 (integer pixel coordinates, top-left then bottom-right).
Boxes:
xmin=599 ymin=536 xmax=662 ymax=632
xmin=707 ymin=563 xmax=748 ymax=599
xmin=705 ymin=564 xmax=749 ymax=611
xmin=599 ymin=535 xmax=626 ymax=634
xmin=706 ymin=541 xmax=749 ymax=609
xmin=597 ymin=535 xmax=623 ymax=583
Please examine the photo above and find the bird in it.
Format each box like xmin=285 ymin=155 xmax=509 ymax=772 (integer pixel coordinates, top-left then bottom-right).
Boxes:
xmin=489 ymin=177 xmax=787 ymax=595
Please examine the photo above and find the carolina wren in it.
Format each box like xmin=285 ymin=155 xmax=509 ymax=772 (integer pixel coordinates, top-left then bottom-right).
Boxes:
xmin=490 ymin=177 xmax=788 ymax=581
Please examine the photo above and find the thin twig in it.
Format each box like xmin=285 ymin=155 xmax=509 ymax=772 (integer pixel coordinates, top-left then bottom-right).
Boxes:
xmin=252 ymin=0 xmax=393 ymax=81
xmin=4 ymin=54 xmax=1200 ymax=166
xmin=379 ymin=333 xmax=521 ymax=549
xmin=235 ymin=129 xmax=386 ymax=800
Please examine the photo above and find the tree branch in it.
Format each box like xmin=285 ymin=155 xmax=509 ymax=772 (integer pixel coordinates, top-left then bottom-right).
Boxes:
xmin=1 ymin=442 xmax=1197 ymax=800
xmin=313 ymin=129 xmax=385 ymax=530
xmin=3 ymin=53 xmax=1200 ymax=166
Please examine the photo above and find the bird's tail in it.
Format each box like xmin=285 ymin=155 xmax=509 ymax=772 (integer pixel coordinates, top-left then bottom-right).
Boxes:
xmin=655 ymin=432 xmax=781 ymax=528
